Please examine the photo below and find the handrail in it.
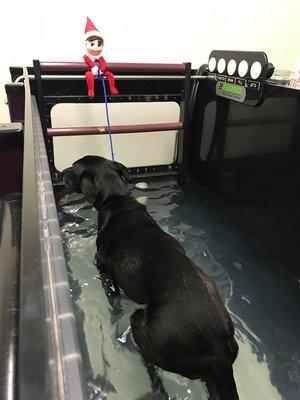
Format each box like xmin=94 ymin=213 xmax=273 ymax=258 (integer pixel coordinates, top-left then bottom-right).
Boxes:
xmin=48 ymin=122 xmax=183 ymax=136
xmin=39 ymin=61 xmax=186 ymax=74
xmin=12 ymin=74 xmax=208 ymax=82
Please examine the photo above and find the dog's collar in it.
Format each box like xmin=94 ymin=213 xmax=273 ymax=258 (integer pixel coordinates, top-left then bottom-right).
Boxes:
xmin=96 ymin=195 xmax=130 ymax=211
xmin=96 ymin=197 xmax=114 ymax=211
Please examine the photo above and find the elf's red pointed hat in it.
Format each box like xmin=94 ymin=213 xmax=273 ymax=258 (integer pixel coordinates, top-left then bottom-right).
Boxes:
xmin=84 ymin=17 xmax=101 ymax=40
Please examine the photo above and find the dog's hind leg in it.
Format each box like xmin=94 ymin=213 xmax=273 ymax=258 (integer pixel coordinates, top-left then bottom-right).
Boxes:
xmin=143 ymin=361 xmax=169 ymax=400
xmin=95 ymin=253 xmax=120 ymax=297
xmin=208 ymin=362 xmax=239 ymax=400
xmin=98 ymin=269 xmax=120 ymax=297
xmin=94 ymin=253 xmax=124 ymax=322
xmin=131 ymin=309 xmax=169 ymax=400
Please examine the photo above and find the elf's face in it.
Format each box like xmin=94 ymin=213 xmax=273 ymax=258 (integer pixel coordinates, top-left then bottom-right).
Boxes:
xmin=85 ymin=39 xmax=103 ymax=57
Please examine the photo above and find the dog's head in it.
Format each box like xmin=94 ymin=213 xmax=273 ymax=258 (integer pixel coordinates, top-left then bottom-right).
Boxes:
xmin=62 ymin=156 xmax=130 ymax=207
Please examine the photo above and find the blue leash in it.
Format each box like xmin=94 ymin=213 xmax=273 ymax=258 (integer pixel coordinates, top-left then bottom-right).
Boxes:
xmin=96 ymin=61 xmax=115 ymax=162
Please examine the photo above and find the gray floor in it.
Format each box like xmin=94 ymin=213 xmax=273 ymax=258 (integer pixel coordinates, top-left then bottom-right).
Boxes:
xmin=57 ymin=178 xmax=300 ymax=400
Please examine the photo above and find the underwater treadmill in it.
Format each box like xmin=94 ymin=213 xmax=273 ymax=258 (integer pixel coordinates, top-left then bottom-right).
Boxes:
xmin=1 ymin=51 xmax=299 ymax=399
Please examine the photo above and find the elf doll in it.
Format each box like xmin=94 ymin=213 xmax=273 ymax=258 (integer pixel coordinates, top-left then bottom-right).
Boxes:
xmin=83 ymin=17 xmax=118 ymax=99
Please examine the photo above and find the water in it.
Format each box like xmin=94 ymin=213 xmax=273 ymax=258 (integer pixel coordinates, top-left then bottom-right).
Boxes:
xmin=57 ymin=178 xmax=300 ymax=400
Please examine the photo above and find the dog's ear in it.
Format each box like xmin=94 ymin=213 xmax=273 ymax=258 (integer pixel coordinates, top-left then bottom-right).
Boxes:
xmin=111 ymin=161 xmax=130 ymax=182
xmin=79 ymin=169 xmax=100 ymax=204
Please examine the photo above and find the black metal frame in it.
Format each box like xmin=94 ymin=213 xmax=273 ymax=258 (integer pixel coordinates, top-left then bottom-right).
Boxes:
xmin=32 ymin=60 xmax=192 ymax=185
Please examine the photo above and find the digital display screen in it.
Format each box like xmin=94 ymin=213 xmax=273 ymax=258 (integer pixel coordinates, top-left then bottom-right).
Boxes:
xmin=219 ymin=82 xmax=243 ymax=95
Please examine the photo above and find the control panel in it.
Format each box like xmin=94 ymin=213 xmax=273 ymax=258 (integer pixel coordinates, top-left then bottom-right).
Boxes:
xmin=208 ymin=50 xmax=272 ymax=106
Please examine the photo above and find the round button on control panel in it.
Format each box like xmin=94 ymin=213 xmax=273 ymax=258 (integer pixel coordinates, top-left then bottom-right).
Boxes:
xmin=227 ymin=59 xmax=237 ymax=76
xmin=217 ymin=58 xmax=226 ymax=74
xmin=208 ymin=57 xmax=217 ymax=72
xmin=250 ymin=61 xmax=262 ymax=79
xmin=238 ymin=60 xmax=248 ymax=77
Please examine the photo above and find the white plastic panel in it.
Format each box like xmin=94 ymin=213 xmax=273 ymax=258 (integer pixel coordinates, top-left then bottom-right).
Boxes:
xmin=51 ymin=102 xmax=180 ymax=170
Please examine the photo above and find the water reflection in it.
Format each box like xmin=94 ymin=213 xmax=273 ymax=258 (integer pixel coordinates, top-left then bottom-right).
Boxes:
xmin=57 ymin=179 xmax=300 ymax=400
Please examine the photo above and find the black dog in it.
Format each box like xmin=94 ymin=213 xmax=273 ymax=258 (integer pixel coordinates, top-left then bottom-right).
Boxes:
xmin=63 ymin=155 xmax=239 ymax=400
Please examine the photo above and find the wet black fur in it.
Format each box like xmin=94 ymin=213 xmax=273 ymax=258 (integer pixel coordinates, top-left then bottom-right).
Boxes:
xmin=63 ymin=155 xmax=239 ymax=400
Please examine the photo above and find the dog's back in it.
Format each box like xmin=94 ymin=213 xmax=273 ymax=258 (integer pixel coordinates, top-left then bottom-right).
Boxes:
xmin=97 ymin=195 xmax=239 ymax=399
